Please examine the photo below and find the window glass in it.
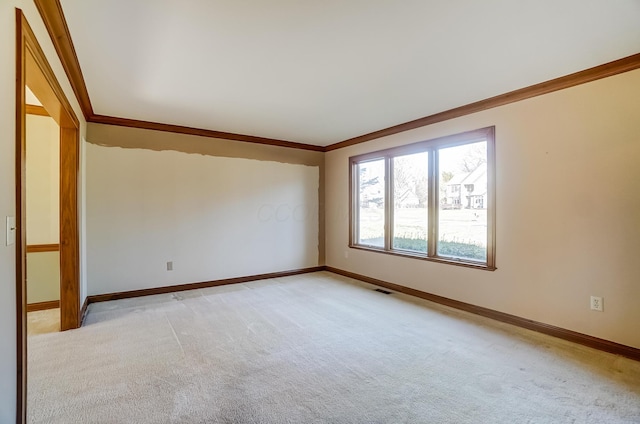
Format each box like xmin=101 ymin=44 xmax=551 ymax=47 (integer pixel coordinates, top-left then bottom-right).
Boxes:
xmin=357 ymin=159 xmax=385 ymax=247
xmin=392 ymin=152 xmax=428 ymax=253
xmin=437 ymin=141 xmax=488 ymax=261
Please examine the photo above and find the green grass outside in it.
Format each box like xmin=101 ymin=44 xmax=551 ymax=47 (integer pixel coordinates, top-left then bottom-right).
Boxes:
xmin=361 ymin=237 xmax=486 ymax=261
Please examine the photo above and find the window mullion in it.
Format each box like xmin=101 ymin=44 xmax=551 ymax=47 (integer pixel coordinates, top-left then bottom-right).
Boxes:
xmin=385 ymin=157 xmax=393 ymax=251
xmin=428 ymin=149 xmax=438 ymax=257
xmin=486 ymin=133 xmax=496 ymax=268
xmin=351 ymin=161 xmax=358 ymax=246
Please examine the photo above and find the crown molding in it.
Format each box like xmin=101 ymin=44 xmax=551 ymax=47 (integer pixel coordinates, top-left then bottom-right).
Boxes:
xmin=33 ymin=0 xmax=93 ymax=119
xmin=33 ymin=0 xmax=325 ymax=152
xmin=88 ymin=114 xmax=325 ymax=152
xmin=325 ymin=53 xmax=640 ymax=151
xmin=35 ymin=1 xmax=640 ymax=153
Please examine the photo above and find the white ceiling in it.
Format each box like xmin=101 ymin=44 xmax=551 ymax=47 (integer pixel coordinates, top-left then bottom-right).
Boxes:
xmin=60 ymin=0 xmax=640 ymax=146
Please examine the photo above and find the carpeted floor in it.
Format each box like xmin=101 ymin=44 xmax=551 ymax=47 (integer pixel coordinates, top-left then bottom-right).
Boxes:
xmin=27 ymin=308 xmax=60 ymax=336
xmin=27 ymin=272 xmax=640 ymax=423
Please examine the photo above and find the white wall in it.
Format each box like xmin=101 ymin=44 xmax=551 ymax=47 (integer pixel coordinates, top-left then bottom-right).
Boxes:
xmin=325 ymin=68 xmax=640 ymax=350
xmin=86 ymin=144 xmax=319 ymax=295
xmin=0 ymin=2 xmax=87 ymax=421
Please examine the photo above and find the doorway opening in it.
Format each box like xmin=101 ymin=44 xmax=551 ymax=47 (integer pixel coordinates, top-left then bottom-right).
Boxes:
xmin=16 ymin=9 xmax=80 ymax=422
xmin=25 ymin=89 xmax=61 ymax=335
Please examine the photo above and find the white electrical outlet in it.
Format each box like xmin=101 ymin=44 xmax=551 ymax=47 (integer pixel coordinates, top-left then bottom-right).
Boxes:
xmin=167 ymin=261 xmax=173 ymax=271
xmin=590 ymin=296 xmax=603 ymax=312
xmin=344 ymin=250 xmax=349 ymax=259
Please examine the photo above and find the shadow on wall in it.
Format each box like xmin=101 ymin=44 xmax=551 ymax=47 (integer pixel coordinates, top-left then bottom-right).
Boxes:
xmin=86 ymin=122 xmax=324 ymax=166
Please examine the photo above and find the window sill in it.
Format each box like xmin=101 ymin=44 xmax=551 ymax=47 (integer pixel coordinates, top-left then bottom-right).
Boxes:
xmin=349 ymin=244 xmax=496 ymax=271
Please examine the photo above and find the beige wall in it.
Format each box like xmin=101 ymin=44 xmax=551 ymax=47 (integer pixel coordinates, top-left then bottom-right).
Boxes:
xmin=27 ymin=252 xmax=60 ymax=304
xmin=26 ymin=113 xmax=60 ymax=304
xmin=26 ymin=114 xmax=59 ymax=245
xmin=86 ymin=124 xmax=323 ymax=296
xmin=0 ymin=2 xmax=88 ymax=421
xmin=325 ymin=68 xmax=640 ymax=349
xmin=26 ymin=115 xmax=60 ymax=244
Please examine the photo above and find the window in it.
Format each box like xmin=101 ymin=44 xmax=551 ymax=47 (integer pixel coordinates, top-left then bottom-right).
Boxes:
xmin=350 ymin=127 xmax=495 ymax=270
xmin=356 ymin=159 xmax=385 ymax=248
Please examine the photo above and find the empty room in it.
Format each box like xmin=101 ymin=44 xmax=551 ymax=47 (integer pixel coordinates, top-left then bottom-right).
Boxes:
xmin=1 ymin=1 xmax=640 ymax=423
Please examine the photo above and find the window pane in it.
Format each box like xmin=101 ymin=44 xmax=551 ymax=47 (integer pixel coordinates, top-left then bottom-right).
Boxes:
xmin=438 ymin=141 xmax=487 ymax=262
xmin=392 ymin=152 xmax=428 ymax=253
xmin=357 ymin=159 xmax=385 ymax=247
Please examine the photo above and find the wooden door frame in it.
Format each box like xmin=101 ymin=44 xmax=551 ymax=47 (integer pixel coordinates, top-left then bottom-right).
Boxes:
xmin=15 ymin=9 xmax=80 ymax=423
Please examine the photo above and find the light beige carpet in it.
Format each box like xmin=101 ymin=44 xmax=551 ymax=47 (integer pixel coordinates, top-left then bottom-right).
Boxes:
xmin=27 ymin=308 xmax=60 ymax=336
xmin=28 ymin=272 xmax=640 ymax=423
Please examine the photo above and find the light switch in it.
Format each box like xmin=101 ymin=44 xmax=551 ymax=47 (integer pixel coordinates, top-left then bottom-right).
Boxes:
xmin=6 ymin=216 xmax=16 ymax=246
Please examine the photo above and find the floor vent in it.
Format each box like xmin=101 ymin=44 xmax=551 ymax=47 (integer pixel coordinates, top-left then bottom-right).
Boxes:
xmin=374 ymin=288 xmax=393 ymax=295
